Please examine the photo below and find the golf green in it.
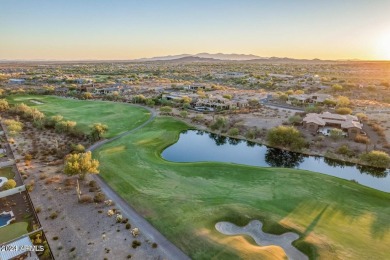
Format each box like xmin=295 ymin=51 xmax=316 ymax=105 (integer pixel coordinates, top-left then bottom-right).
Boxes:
xmin=6 ymin=95 xmax=151 ymax=138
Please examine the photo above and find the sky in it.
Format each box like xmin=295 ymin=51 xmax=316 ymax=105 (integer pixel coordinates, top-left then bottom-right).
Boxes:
xmin=1 ymin=0 xmax=390 ymax=60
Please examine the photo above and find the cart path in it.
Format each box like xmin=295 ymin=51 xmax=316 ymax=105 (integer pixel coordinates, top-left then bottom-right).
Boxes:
xmin=87 ymin=105 xmax=190 ymax=260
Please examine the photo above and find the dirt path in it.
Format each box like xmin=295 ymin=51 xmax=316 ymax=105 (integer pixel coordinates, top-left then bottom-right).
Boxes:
xmin=88 ymin=105 xmax=190 ymax=260
xmin=215 ymin=220 xmax=308 ymax=260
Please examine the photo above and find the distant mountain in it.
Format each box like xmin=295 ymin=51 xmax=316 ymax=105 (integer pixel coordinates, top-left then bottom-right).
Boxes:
xmin=134 ymin=53 xmax=264 ymax=62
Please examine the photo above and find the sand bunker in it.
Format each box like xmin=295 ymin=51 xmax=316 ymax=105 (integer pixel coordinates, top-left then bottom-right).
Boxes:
xmin=215 ymin=220 xmax=308 ymax=260
xmin=30 ymin=100 xmax=44 ymax=104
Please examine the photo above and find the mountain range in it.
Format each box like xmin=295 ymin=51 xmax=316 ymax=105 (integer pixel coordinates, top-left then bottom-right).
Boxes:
xmin=134 ymin=53 xmax=266 ymax=62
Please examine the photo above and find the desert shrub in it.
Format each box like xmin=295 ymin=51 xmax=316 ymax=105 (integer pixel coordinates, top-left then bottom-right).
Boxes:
xmin=355 ymin=113 xmax=368 ymax=121
xmin=52 ymin=236 xmax=58 ymax=240
xmin=160 ymin=106 xmax=172 ymax=115
xmin=49 ymin=212 xmax=58 ymax=219
xmin=228 ymin=127 xmax=239 ymax=136
xmin=89 ymin=180 xmax=97 ymax=187
xmin=36 ymin=207 xmax=42 ymax=213
xmin=179 ymin=111 xmax=188 ymax=118
xmin=354 ymin=134 xmax=370 ymax=144
xmin=132 ymin=240 xmax=141 ymax=249
xmin=152 ymin=243 xmax=158 ymax=248
xmin=335 ymin=107 xmax=352 ymax=115
xmin=126 ymin=223 xmax=131 ymax=229
xmin=329 ymin=128 xmax=344 ymax=140
xmin=288 ymin=115 xmax=302 ymax=125
xmin=1 ymin=179 xmax=17 ymax=190
xmin=93 ymin=192 xmax=105 ymax=203
xmin=39 ymin=173 xmax=49 ymax=180
xmin=336 ymin=145 xmax=355 ymax=157
xmin=79 ymin=195 xmax=93 ymax=203
xmin=360 ymin=150 xmax=390 ymax=168
xmin=72 ymin=144 xmax=85 ymax=153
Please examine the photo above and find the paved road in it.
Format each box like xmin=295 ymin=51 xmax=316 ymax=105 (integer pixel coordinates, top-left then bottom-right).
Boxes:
xmin=87 ymin=105 xmax=190 ymax=260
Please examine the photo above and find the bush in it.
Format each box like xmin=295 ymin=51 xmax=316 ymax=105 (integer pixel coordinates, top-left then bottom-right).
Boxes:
xmin=336 ymin=145 xmax=355 ymax=157
xmin=160 ymin=106 xmax=172 ymax=115
xmin=152 ymin=243 xmax=158 ymax=248
xmin=93 ymin=192 xmax=105 ymax=203
xmin=2 ymin=179 xmax=17 ymax=190
xmin=49 ymin=212 xmax=58 ymax=219
xmin=179 ymin=111 xmax=188 ymax=118
xmin=89 ymin=180 xmax=97 ymax=187
xmin=79 ymin=195 xmax=93 ymax=203
xmin=228 ymin=128 xmax=239 ymax=136
xmin=288 ymin=115 xmax=302 ymax=125
xmin=132 ymin=240 xmax=141 ymax=249
xmin=126 ymin=223 xmax=131 ymax=230
xmin=329 ymin=128 xmax=344 ymax=140
xmin=360 ymin=150 xmax=390 ymax=168
xmin=72 ymin=144 xmax=85 ymax=153
xmin=335 ymin=107 xmax=352 ymax=115
xmin=266 ymin=126 xmax=306 ymax=151
xmin=354 ymin=134 xmax=370 ymax=144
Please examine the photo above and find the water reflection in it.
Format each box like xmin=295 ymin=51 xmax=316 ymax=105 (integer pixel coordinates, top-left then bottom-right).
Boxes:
xmin=162 ymin=130 xmax=390 ymax=192
xmin=357 ymin=165 xmax=388 ymax=178
xmin=265 ymin=148 xmax=305 ymax=168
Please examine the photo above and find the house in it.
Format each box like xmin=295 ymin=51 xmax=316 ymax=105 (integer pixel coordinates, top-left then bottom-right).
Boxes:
xmin=303 ymin=112 xmax=363 ymax=139
xmin=0 ymin=235 xmax=39 ymax=260
xmin=287 ymin=94 xmax=333 ymax=105
xmin=8 ymin=79 xmax=25 ymax=84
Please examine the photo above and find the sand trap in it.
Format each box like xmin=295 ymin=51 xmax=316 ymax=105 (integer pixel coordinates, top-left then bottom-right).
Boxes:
xmin=215 ymin=220 xmax=308 ymax=260
xmin=30 ymin=100 xmax=44 ymax=104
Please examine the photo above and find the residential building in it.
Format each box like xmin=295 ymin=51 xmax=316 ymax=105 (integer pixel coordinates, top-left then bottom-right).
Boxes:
xmin=303 ymin=112 xmax=363 ymax=139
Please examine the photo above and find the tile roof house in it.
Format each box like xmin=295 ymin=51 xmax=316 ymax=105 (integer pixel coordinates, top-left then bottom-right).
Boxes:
xmin=303 ymin=112 xmax=363 ymax=139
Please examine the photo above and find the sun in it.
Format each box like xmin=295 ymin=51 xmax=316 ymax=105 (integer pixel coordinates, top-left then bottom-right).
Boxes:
xmin=376 ymin=33 xmax=390 ymax=60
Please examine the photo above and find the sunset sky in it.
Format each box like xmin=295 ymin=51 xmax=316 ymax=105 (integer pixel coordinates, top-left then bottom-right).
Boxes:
xmin=1 ymin=0 xmax=390 ymax=60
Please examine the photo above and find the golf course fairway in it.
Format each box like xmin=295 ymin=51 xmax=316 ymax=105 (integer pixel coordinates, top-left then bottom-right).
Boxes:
xmin=6 ymin=95 xmax=151 ymax=138
xmin=94 ymin=117 xmax=390 ymax=260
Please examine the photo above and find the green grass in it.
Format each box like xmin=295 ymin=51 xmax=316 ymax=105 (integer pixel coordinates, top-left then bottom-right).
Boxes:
xmin=0 ymin=222 xmax=29 ymax=243
xmin=94 ymin=117 xmax=390 ymax=260
xmin=0 ymin=167 xmax=15 ymax=179
xmin=6 ymin=95 xmax=151 ymax=138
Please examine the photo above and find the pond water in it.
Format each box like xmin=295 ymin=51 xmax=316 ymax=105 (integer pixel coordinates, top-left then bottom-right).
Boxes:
xmin=162 ymin=130 xmax=390 ymax=192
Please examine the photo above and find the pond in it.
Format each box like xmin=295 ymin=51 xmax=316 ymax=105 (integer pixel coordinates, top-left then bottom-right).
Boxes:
xmin=162 ymin=130 xmax=390 ymax=192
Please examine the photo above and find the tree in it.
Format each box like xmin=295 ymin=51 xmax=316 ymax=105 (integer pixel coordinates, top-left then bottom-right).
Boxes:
xmin=335 ymin=107 xmax=352 ymax=115
xmin=266 ymin=126 xmax=306 ymax=151
xmin=90 ymin=123 xmax=108 ymax=140
xmin=337 ymin=96 xmax=350 ymax=107
xmin=64 ymin=151 xmax=99 ymax=179
xmin=360 ymin=150 xmax=390 ymax=168
xmin=0 ymin=99 xmax=9 ymax=111
xmin=2 ymin=179 xmax=17 ymax=190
